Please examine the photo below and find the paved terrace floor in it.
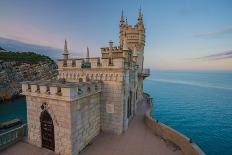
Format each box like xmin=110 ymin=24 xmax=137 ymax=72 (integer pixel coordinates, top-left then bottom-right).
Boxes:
xmin=1 ymin=99 xmax=182 ymax=155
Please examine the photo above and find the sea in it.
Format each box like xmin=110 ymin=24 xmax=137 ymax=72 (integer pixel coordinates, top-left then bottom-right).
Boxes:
xmin=0 ymin=71 xmax=232 ymax=155
xmin=144 ymin=71 xmax=232 ymax=155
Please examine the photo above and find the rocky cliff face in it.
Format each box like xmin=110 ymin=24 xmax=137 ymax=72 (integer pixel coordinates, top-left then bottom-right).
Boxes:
xmin=0 ymin=52 xmax=58 ymax=102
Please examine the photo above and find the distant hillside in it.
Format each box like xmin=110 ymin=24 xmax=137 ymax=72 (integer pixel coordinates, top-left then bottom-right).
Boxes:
xmin=0 ymin=37 xmax=63 ymax=60
xmin=0 ymin=51 xmax=55 ymax=64
xmin=0 ymin=46 xmax=5 ymax=51
xmin=0 ymin=50 xmax=58 ymax=102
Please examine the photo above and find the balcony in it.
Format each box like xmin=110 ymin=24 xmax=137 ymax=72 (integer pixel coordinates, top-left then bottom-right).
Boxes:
xmin=139 ymin=68 xmax=150 ymax=79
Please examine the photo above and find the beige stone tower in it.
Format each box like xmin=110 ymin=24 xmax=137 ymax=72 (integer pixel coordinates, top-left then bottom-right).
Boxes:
xmin=119 ymin=9 xmax=146 ymax=97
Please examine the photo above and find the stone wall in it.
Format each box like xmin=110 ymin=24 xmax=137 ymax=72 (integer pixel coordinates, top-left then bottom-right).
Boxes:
xmin=100 ymin=81 xmax=124 ymax=134
xmin=144 ymin=95 xmax=205 ymax=155
xmin=26 ymin=96 xmax=72 ymax=155
xmin=23 ymin=81 xmax=102 ymax=155
xmin=59 ymin=67 xmax=140 ymax=134
xmin=70 ymin=93 xmax=101 ymax=154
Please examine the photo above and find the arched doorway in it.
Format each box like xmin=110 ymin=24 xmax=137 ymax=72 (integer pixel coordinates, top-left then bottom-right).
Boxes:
xmin=40 ymin=110 xmax=55 ymax=151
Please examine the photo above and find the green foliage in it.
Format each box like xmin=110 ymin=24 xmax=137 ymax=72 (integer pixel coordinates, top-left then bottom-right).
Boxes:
xmin=0 ymin=51 xmax=55 ymax=64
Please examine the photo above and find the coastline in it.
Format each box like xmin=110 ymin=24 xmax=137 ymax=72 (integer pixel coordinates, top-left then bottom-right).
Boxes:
xmin=144 ymin=93 xmax=205 ymax=155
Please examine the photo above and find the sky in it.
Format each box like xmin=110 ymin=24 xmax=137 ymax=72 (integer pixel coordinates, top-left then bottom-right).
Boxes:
xmin=0 ymin=0 xmax=232 ymax=71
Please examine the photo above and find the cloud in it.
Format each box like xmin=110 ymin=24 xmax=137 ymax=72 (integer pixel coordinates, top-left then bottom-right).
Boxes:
xmin=197 ymin=50 xmax=232 ymax=60
xmin=194 ymin=25 xmax=232 ymax=38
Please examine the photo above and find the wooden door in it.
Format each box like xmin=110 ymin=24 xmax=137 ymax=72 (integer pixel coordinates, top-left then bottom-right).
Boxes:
xmin=40 ymin=110 xmax=55 ymax=151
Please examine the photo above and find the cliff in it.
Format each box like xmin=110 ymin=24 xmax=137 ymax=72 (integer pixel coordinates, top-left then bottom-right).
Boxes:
xmin=0 ymin=51 xmax=58 ymax=102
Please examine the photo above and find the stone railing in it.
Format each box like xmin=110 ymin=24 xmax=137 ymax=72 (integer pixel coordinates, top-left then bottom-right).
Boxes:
xmin=143 ymin=68 xmax=150 ymax=75
xmin=0 ymin=124 xmax=27 ymax=151
xmin=21 ymin=81 xmax=101 ymax=101
xmin=144 ymin=93 xmax=205 ymax=155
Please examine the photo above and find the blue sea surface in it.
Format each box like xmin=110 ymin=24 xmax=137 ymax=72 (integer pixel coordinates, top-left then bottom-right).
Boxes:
xmin=0 ymin=97 xmax=27 ymax=132
xmin=144 ymin=71 xmax=232 ymax=155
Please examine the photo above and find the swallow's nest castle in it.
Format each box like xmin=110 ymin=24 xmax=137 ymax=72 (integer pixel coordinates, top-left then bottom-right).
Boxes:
xmin=22 ymin=10 xmax=150 ymax=155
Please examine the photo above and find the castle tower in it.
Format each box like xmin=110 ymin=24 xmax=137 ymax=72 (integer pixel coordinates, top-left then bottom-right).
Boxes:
xmin=119 ymin=9 xmax=145 ymax=71
xmin=118 ymin=8 xmax=146 ymax=99
xmin=119 ymin=9 xmax=125 ymax=48
xmin=137 ymin=8 xmax=145 ymax=50
xmin=63 ymin=40 xmax=69 ymax=59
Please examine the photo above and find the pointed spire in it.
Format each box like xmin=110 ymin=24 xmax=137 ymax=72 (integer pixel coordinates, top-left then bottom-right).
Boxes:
xmin=63 ymin=39 xmax=69 ymax=59
xmin=137 ymin=6 xmax=144 ymax=30
xmin=121 ymin=8 xmax=124 ymax=21
xmin=138 ymin=5 xmax=143 ymax=21
xmin=86 ymin=46 xmax=90 ymax=62
xmin=120 ymin=8 xmax=124 ymax=26
xmin=64 ymin=40 xmax=68 ymax=54
xmin=123 ymin=32 xmax=129 ymax=51
xmin=125 ymin=17 xmax=128 ymax=26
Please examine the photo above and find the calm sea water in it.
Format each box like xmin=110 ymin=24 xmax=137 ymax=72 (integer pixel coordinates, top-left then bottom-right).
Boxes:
xmin=0 ymin=97 xmax=27 ymax=132
xmin=144 ymin=71 xmax=232 ymax=155
xmin=0 ymin=72 xmax=231 ymax=155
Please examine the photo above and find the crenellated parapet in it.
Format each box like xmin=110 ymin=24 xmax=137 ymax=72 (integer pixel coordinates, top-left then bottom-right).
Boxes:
xmin=101 ymin=46 xmax=121 ymax=54
xmin=57 ymin=56 xmax=137 ymax=70
xmin=21 ymin=80 xmax=101 ymax=101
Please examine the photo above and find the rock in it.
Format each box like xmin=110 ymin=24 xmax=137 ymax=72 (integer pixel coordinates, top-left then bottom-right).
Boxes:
xmin=0 ymin=54 xmax=58 ymax=102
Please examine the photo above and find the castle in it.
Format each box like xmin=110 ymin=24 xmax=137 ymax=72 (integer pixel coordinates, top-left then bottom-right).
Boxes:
xmin=22 ymin=10 xmax=150 ymax=155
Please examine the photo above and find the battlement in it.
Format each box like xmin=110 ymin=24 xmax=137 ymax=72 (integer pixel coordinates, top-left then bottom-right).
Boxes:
xmin=21 ymin=80 xmax=101 ymax=101
xmin=57 ymin=56 xmax=133 ymax=69
xmin=101 ymin=46 xmax=121 ymax=53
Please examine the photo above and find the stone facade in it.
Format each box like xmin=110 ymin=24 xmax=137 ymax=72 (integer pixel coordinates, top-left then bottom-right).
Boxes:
xmin=22 ymin=10 xmax=150 ymax=155
xmin=22 ymin=81 xmax=101 ymax=155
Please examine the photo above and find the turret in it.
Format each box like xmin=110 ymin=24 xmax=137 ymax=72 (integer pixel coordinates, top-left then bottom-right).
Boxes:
xmin=137 ymin=7 xmax=145 ymax=51
xmin=120 ymin=9 xmax=124 ymax=26
xmin=63 ymin=40 xmax=69 ymax=59
xmin=108 ymin=40 xmax=113 ymax=64
xmin=137 ymin=7 xmax=144 ymax=29
xmin=86 ymin=46 xmax=90 ymax=63
xmin=120 ymin=9 xmax=125 ymax=48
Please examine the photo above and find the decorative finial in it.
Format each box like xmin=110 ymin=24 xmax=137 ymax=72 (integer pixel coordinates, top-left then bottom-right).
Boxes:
xmin=109 ymin=40 xmax=113 ymax=51
xmin=63 ymin=39 xmax=69 ymax=59
xmin=64 ymin=39 xmax=68 ymax=54
xmin=139 ymin=5 xmax=142 ymax=16
xmin=120 ymin=8 xmax=124 ymax=22
xmin=86 ymin=46 xmax=89 ymax=58
xmin=86 ymin=46 xmax=90 ymax=62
